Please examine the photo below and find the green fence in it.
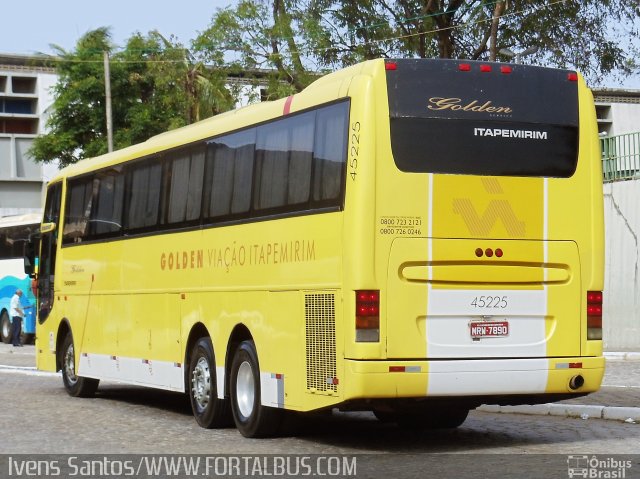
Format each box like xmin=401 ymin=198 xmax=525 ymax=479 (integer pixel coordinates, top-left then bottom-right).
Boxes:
xmin=602 ymin=132 xmax=640 ymax=182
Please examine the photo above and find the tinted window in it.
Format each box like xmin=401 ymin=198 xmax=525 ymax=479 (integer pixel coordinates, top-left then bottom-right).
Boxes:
xmin=313 ymin=103 xmax=348 ymax=201
xmin=0 ymin=224 xmax=38 ymax=259
xmin=254 ymin=111 xmax=315 ymax=210
xmin=207 ymin=129 xmax=256 ymax=218
xmin=167 ymin=147 xmax=205 ymax=224
xmin=127 ymin=161 xmax=162 ymax=230
xmin=386 ymin=59 xmax=579 ymax=177
xmin=63 ymin=179 xmax=97 ymax=244
xmin=61 ymin=99 xmax=350 ymax=247
xmin=91 ymin=168 xmax=124 ymax=236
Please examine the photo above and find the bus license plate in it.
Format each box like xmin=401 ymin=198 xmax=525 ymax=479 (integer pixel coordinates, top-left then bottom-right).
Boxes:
xmin=470 ymin=320 xmax=509 ymax=339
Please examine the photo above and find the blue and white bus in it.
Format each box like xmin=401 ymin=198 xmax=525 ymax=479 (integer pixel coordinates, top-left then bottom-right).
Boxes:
xmin=0 ymin=214 xmax=39 ymax=344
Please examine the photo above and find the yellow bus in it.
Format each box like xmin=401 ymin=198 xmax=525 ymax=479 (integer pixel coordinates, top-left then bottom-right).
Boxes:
xmin=31 ymin=58 xmax=604 ymax=437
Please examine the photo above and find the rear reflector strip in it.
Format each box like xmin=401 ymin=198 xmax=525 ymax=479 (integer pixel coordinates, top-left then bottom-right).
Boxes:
xmin=389 ymin=366 xmax=422 ymax=373
xmin=556 ymin=362 xmax=583 ymax=369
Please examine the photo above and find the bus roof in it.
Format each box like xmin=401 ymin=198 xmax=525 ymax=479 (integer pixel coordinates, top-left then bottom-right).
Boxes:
xmin=48 ymin=59 xmax=371 ymax=183
xmin=0 ymin=213 xmax=41 ymax=228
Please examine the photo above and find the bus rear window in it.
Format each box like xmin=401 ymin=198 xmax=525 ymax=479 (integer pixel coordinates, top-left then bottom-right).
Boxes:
xmin=386 ymin=59 xmax=579 ymax=177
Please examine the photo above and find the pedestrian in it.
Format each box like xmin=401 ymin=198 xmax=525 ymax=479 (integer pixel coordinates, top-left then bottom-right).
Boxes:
xmin=10 ymin=288 xmax=24 ymax=347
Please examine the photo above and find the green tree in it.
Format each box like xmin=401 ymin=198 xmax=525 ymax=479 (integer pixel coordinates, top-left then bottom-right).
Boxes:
xmin=194 ymin=0 xmax=639 ymax=95
xmin=378 ymin=0 xmax=639 ymax=81
xmin=30 ymin=28 xmax=236 ymax=166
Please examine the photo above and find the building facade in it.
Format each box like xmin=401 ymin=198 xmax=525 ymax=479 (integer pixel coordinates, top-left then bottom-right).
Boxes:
xmin=593 ymin=88 xmax=640 ymax=137
xmin=0 ymin=54 xmax=58 ymax=217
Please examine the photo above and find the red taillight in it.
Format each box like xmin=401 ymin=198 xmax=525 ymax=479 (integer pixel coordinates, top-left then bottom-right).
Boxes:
xmin=587 ymin=291 xmax=603 ymax=340
xmin=480 ymin=64 xmax=492 ymax=72
xmin=459 ymin=63 xmax=471 ymax=72
xmin=385 ymin=62 xmax=397 ymax=71
xmin=356 ymin=290 xmax=379 ymax=342
xmin=495 ymin=248 xmax=503 ymax=258
xmin=500 ymin=66 xmax=512 ymax=74
xmin=485 ymin=248 xmax=494 ymax=258
xmin=568 ymin=72 xmax=578 ymax=82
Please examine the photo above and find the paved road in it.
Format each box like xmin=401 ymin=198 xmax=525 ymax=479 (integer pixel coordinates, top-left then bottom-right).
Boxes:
xmin=0 ymin=344 xmax=638 ymax=478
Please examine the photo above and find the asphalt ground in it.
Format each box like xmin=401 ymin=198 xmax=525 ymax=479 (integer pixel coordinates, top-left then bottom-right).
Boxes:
xmin=0 ymin=343 xmax=638 ymax=421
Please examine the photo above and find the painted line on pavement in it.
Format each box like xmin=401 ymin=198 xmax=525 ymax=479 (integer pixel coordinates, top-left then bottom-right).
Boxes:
xmin=0 ymin=364 xmax=59 ymax=377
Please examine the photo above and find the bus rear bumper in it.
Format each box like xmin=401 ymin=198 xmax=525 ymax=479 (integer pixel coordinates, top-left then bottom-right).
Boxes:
xmin=343 ymin=356 xmax=605 ymax=401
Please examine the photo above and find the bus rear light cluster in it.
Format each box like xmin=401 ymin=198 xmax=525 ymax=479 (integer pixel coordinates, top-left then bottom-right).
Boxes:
xmin=356 ymin=290 xmax=380 ymax=342
xmin=475 ymin=248 xmax=504 ymax=258
xmin=458 ymin=63 xmax=512 ymax=74
xmin=567 ymin=72 xmax=579 ymax=82
xmin=587 ymin=291 xmax=603 ymax=340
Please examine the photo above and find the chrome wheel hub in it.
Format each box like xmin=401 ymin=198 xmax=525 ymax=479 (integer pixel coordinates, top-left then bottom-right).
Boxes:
xmin=64 ymin=343 xmax=78 ymax=385
xmin=236 ymin=361 xmax=255 ymax=418
xmin=192 ymin=356 xmax=211 ymax=410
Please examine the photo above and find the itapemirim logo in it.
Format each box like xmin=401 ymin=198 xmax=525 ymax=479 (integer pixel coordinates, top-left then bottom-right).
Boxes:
xmin=567 ymin=455 xmax=632 ymax=478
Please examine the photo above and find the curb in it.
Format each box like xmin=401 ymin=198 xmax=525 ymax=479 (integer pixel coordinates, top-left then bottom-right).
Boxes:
xmin=604 ymin=352 xmax=640 ymax=361
xmin=477 ymin=404 xmax=640 ymax=423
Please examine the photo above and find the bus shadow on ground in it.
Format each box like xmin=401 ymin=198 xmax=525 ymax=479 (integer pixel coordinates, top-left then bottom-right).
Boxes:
xmin=86 ymin=385 xmax=640 ymax=453
xmin=93 ymin=383 xmax=192 ymax=416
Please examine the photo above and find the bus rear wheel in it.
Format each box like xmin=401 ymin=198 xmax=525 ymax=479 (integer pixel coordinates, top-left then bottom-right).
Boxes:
xmin=188 ymin=337 xmax=232 ymax=428
xmin=60 ymin=331 xmax=99 ymax=397
xmin=230 ymin=340 xmax=282 ymax=438
xmin=1 ymin=311 xmax=11 ymax=344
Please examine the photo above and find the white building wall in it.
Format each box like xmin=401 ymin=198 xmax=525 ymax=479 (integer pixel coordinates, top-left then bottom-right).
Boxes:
xmin=603 ymin=180 xmax=640 ymax=350
xmin=609 ymin=103 xmax=640 ymax=136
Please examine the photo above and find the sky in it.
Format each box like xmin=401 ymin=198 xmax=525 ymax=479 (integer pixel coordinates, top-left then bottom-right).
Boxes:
xmin=0 ymin=0 xmax=231 ymax=55
xmin=1 ymin=1 xmax=638 ymax=89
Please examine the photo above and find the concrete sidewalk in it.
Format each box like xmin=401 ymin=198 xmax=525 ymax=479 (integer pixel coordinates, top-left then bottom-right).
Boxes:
xmin=478 ymin=353 xmax=640 ymax=422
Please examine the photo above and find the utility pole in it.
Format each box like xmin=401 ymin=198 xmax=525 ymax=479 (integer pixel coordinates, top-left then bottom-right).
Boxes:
xmin=103 ymin=50 xmax=114 ymax=153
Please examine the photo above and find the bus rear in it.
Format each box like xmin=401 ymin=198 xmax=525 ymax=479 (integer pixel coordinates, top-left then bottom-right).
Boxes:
xmin=343 ymin=59 xmax=604 ymax=417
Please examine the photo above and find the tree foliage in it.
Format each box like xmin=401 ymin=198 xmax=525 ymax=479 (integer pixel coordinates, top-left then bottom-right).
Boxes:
xmin=193 ymin=0 xmax=640 ymax=94
xmin=31 ymin=1 xmax=640 ymax=165
xmin=30 ymin=28 xmax=235 ymax=166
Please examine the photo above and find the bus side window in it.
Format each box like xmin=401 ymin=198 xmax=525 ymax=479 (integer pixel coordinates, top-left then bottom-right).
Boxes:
xmin=313 ymin=102 xmax=349 ymax=203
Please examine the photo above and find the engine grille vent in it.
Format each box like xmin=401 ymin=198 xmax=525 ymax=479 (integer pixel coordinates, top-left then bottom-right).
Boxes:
xmin=305 ymin=293 xmax=337 ymax=394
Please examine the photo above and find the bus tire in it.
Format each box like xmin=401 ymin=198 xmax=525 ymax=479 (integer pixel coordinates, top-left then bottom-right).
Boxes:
xmin=230 ymin=340 xmax=283 ymax=438
xmin=0 ymin=311 xmax=11 ymax=344
xmin=188 ymin=337 xmax=232 ymax=428
xmin=60 ymin=331 xmax=99 ymax=397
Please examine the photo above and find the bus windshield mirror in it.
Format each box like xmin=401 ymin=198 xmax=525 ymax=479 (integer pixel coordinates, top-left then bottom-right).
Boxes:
xmin=40 ymin=222 xmax=56 ymax=234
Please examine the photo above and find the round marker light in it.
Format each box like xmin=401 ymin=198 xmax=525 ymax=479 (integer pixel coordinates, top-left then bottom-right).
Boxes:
xmin=495 ymin=248 xmax=503 ymax=258
xmin=485 ymin=248 xmax=494 ymax=257
xmin=475 ymin=248 xmax=484 ymax=257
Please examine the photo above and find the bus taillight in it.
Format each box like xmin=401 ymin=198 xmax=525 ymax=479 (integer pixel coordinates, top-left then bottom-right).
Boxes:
xmin=356 ymin=290 xmax=379 ymax=342
xmin=587 ymin=291 xmax=603 ymax=340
